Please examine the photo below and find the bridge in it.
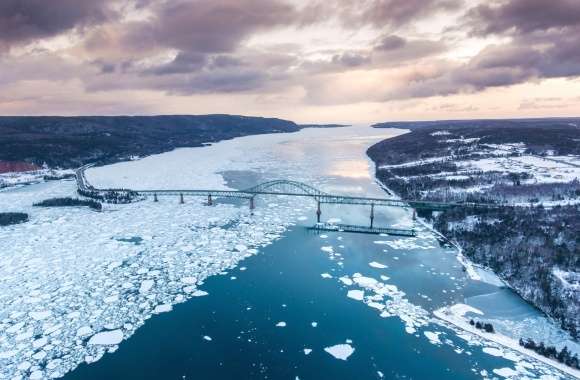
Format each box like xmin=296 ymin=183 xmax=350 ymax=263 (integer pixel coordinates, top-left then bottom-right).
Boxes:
xmin=76 ymin=165 xmax=501 ymax=236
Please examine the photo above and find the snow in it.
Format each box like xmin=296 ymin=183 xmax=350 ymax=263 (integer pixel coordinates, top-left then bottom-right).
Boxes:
xmin=324 ymin=344 xmax=355 ymax=360
xmin=424 ymin=331 xmax=443 ymax=345
xmin=493 ymin=367 xmax=518 ymax=378
xmin=153 ymin=304 xmax=173 ymax=314
xmin=457 ymin=155 xmax=580 ymax=184
xmin=29 ymin=311 xmax=52 ymax=321
xmin=553 ymin=268 xmax=580 ymax=290
xmin=434 ymin=304 xmax=580 ymax=379
xmin=88 ymin=330 xmax=124 ymax=345
xmin=0 ymin=138 xmax=318 ymax=378
xmin=347 ymin=290 xmax=364 ymax=301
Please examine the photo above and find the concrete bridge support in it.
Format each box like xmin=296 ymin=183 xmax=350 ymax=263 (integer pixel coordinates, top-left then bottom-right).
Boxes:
xmin=180 ymin=193 xmax=184 ymax=204
xmin=207 ymin=194 xmax=213 ymax=206
xmin=250 ymin=197 xmax=255 ymax=215
xmin=370 ymin=203 xmax=375 ymax=228
xmin=316 ymin=200 xmax=322 ymax=223
xmin=153 ymin=193 xmax=158 ymax=202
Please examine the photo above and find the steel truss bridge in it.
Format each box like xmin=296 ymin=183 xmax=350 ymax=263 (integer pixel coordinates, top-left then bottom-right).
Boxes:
xmin=76 ymin=165 xmax=501 ymax=235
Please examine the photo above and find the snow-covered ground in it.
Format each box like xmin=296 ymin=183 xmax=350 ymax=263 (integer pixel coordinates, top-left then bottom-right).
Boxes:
xmin=457 ymin=155 xmax=580 ymax=184
xmin=434 ymin=304 xmax=580 ymax=379
xmin=0 ymin=169 xmax=74 ymax=190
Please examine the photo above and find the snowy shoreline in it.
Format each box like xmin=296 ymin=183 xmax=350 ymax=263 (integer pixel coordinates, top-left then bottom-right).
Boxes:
xmin=434 ymin=305 xmax=580 ymax=379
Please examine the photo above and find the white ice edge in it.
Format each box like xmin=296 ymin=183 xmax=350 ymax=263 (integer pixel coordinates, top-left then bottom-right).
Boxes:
xmin=433 ymin=305 xmax=580 ymax=379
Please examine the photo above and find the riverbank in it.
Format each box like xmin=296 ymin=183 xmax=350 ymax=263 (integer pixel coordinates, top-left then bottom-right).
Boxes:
xmin=367 ymin=120 xmax=580 ymax=342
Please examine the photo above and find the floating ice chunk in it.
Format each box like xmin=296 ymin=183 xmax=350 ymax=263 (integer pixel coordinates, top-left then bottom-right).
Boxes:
xmin=369 ymin=262 xmax=387 ymax=269
xmin=297 ymin=216 xmax=308 ymax=221
xmin=324 ymin=344 xmax=355 ymax=360
xmin=304 ymin=348 xmax=312 ymax=355
xmin=311 ymin=322 xmax=318 ymax=327
xmin=33 ymin=351 xmax=47 ymax=360
xmin=88 ymin=330 xmax=124 ymax=345
xmin=18 ymin=361 xmax=31 ymax=371
xmin=153 ymin=304 xmax=172 ymax=314
xmin=483 ymin=347 xmax=503 ymax=357
xmin=327 ymin=218 xmax=341 ymax=224
xmin=235 ymin=244 xmax=247 ymax=252
xmin=320 ymin=234 xmax=328 ymax=238
xmin=139 ymin=280 xmax=154 ymax=294
xmin=321 ymin=273 xmax=332 ymax=279
xmin=7 ymin=321 xmax=25 ymax=333
xmin=347 ymin=290 xmax=364 ymax=301
xmin=276 ymin=321 xmax=286 ymax=327
xmin=380 ymin=275 xmax=390 ymax=281
xmin=367 ymin=302 xmax=385 ymax=310
xmin=76 ymin=326 xmax=93 ymax=337
xmin=181 ymin=277 xmax=197 ymax=285
xmin=32 ymin=337 xmax=48 ymax=348
xmin=321 ymin=246 xmax=334 ymax=253
xmin=352 ymin=276 xmax=378 ymax=288
xmin=29 ymin=310 xmax=51 ymax=320
xmin=424 ymin=331 xmax=442 ymax=345
xmin=30 ymin=370 xmax=43 ymax=379
xmin=339 ymin=276 xmax=353 ymax=286
xmin=0 ymin=350 xmax=17 ymax=359
xmin=191 ymin=290 xmax=208 ymax=297
xmin=203 ymin=336 xmax=212 ymax=341
xmin=492 ymin=368 xmax=518 ymax=378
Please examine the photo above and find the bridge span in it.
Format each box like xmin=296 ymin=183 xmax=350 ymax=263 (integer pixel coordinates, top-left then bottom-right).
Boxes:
xmin=76 ymin=165 xmax=501 ymax=235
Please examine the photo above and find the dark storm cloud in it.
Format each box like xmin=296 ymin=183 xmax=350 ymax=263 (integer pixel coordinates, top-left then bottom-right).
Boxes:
xmin=331 ymin=53 xmax=371 ymax=68
xmin=375 ymin=35 xmax=406 ymax=51
xmin=146 ymin=52 xmax=208 ymax=75
xmin=133 ymin=0 xmax=297 ymax=54
xmin=383 ymin=0 xmax=580 ymax=100
xmin=465 ymin=0 xmax=580 ymax=36
xmin=331 ymin=0 xmax=462 ymax=29
xmin=0 ymin=0 xmax=115 ymax=49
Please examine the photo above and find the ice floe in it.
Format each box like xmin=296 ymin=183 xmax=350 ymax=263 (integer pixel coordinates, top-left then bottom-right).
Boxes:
xmin=324 ymin=344 xmax=355 ymax=360
xmin=88 ymin=330 xmax=124 ymax=345
xmin=369 ymin=262 xmax=387 ymax=269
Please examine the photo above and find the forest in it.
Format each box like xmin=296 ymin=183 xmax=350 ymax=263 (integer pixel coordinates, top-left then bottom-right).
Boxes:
xmin=368 ymin=119 xmax=580 ymax=339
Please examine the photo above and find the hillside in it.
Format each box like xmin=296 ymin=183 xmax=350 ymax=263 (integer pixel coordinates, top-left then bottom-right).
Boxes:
xmin=368 ymin=119 xmax=580 ymax=339
xmin=0 ymin=115 xmax=301 ymax=169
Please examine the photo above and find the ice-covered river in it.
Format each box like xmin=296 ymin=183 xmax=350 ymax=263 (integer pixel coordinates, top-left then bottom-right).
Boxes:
xmin=0 ymin=126 xmax=578 ymax=379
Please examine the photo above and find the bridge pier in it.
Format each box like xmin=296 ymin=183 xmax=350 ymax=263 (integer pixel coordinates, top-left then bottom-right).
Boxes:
xmin=316 ymin=200 xmax=322 ymax=223
xmin=207 ymin=194 xmax=213 ymax=206
xmin=370 ymin=204 xmax=375 ymax=228
xmin=153 ymin=193 xmax=158 ymax=202
xmin=250 ymin=197 xmax=255 ymax=214
xmin=179 ymin=193 xmax=184 ymax=204
xmin=412 ymin=210 xmax=417 ymax=221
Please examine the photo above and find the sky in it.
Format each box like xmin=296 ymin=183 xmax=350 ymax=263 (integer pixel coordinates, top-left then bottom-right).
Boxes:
xmin=0 ymin=0 xmax=579 ymax=124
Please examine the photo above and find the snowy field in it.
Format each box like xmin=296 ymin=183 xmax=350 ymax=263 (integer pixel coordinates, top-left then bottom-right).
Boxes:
xmin=0 ymin=169 xmax=73 ymax=190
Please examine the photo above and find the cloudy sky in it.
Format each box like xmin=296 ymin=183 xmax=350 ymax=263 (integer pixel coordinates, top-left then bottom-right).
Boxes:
xmin=1 ymin=0 xmax=579 ymax=123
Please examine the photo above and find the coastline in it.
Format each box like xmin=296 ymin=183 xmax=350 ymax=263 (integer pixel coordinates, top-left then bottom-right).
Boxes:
xmin=366 ymin=133 xmax=580 ymax=378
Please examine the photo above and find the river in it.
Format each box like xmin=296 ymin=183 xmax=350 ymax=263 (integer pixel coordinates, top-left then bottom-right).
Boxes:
xmin=0 ymin=126 xmax=577 ymax=379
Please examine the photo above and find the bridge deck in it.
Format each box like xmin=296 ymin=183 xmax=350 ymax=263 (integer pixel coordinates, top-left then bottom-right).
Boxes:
xmin=76 ymin=165 xmax=503 ymax=211
xmin=310 ymin=223 xmax=416 ymax=237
